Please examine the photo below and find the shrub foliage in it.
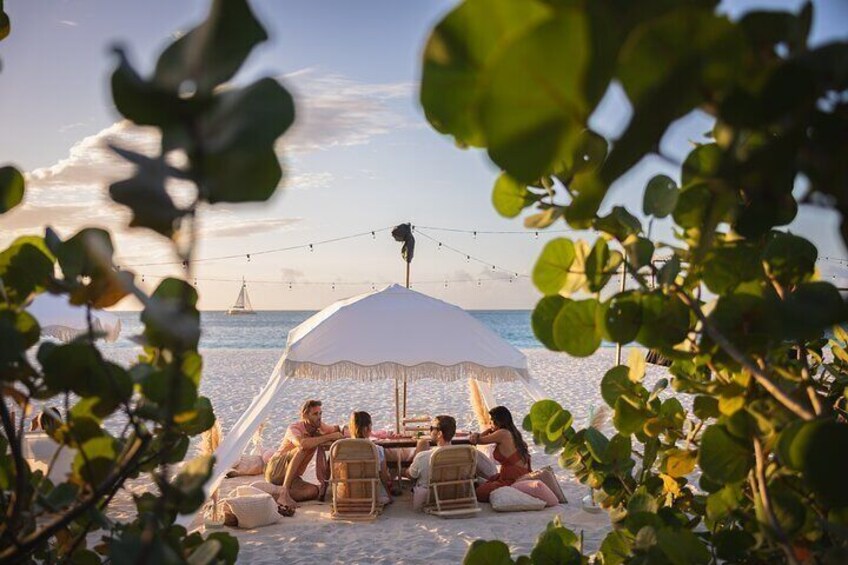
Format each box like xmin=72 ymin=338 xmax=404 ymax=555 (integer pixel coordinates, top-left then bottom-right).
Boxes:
xmin=0 ymin=1 xmax=292 ymax=562
xmin=420 ymin=1 xmax=848 ymax=563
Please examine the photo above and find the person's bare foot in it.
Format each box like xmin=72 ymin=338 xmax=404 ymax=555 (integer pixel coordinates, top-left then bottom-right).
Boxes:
xmin=276 ymin=486 xmax=298 ymax=514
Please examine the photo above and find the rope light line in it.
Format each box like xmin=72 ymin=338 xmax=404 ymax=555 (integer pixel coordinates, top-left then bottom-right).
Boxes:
xmin=118 ymin=226 xmax=396 ymax=268
xmin=113 ymin=221 xmax=848 ymax=272
xmin=130 ymin=273 xmax=522 ymax=287
xmin=413 ymin=228 xmax=529 ymax=278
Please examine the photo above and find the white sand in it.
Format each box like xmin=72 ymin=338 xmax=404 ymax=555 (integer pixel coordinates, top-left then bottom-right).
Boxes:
xmin=97 ymin=346 xmax=668 ymax=563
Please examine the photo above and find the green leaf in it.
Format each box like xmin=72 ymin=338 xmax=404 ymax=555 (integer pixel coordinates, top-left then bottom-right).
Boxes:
xmin=154 ymin=0 xmax=268 ymax=94
xmin=584 ymin=427 xmax=610 ymax=463
xmin=0 ymin=165 xmax=24 ymax=214
xmin=762 ymin=232 xmax=817 ymax=287
xmin=532 ymin=295 xmax=565 ymax=350
xmin=614 ymin=396 xmax=651 ymax=436
xmin=705 ymin=292 xmax=779 ymax=357
xmin=480 ymin=12 xmax=590 ymax=182
xmin=0 ymin=1 xmax=9 ymax=41
xmin=635 ymin=292 xmax=690 ymax=350
xmin=569 ymin=129 xmax=609 ymax=175
xmin=529 ymin=529 xmax=582 ymax=565
xmin=545 ymin=409 xmax=573 ymax=443
xmin=530 ymin=400 xmax=563 ymax=432
xmin=532 ymin=239 xmax=576 ymax=295
xmin=693 ymin=396 xmax=719 ymax=420
xmin=523 ymin=207 xmax=562 ymax=229
xmin=601 ymin=366 xmax=636 ymax=408
xmin=0 ymin=236 xmax=55 ymax=306
xmin=702 ymin=242 xmax=763 ymax=294
xmin=187 ymin=540 xmax=222 ymax=565
xmin=560 ymin=239 xmax=590 ymax=295
xmin=625 ymin=237 xmax=654 ymax=271
xmin=73 ymin=436 xmax=118 ymax=485
xmin=205 ymin=532 xmax=239 ymax=565
xmin=492 ymin=173 xmax=539 ymax=218
xmin=627 ymin=491 xmax=658 ymax=514
xmin=109 ymin=151 xmax=183 ymax=238
xmin=657 ymin=255 xmax=680 ymax=287
xmin=178 ymin=396 xmax=216 ymax=435
xmin=603 ymin=292 xmax=642 ymax=344
xmin=463 ymin=540 xmax=514 ymax=565
xmin=706 ymin=483 xmax=742 ymax=521
xmin=0 ymin=308 xmax=40 ymax=363
xmin=420 ymin=0 xmax=552 ymax=147
xmin=780 ymin=282 xmax=846 ymax=341
xmin=598 ymin=530 xmax=633 ymax=565
xmin=553 ymin=298 xmax=602 ymax=356
xmin=699 ymin=424 xmax=753 ymax=483
xmin=585 ymin=238 xmax=622 ymax=292
xmin=786 ymin=420 xmax=848 ymax=507
xmin=594 ymin=206 xmax=642 ymax=241
xmin=655 ymin=528 xmax=710 ymax=565
xmin=142 ymin=278 xmax=201 ymax=351
xmin=712 ymin=530 xmax=755 ymax=562
xmin=643 ymin=175 xmax=678 ymax=218
xmin=672 ymin=181 xmax=737 ymax=232
xmin=110 ymin=48 xmax=186 ymax=128
xmin=54 ymin=228 xmax=130 ymax=308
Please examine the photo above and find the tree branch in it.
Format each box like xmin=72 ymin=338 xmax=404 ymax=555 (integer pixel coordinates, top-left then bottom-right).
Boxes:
xmin=753 ymin=438 xmax=800 ymax=565
xmin=674 ymin=289 xmax=815 ymax=421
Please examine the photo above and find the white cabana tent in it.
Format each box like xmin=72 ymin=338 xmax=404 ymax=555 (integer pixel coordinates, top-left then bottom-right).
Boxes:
xmin=181 ymin=284 xmax=546 ymax=526
xmin=27 ymin=293 xmax=122 ymax=342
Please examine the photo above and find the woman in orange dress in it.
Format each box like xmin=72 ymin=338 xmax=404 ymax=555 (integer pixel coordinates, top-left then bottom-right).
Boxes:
xmin=469 ymin=406 xmax=531 ymax=502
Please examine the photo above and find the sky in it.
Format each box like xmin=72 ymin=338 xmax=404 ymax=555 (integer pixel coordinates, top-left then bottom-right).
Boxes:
xmin=1 ymin=0 xmax=846 ymax=310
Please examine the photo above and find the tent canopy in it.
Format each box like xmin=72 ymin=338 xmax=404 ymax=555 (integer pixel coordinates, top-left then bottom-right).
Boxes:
xmin=27 ymin=293 xmax=122 ymax=342
xmin=284 ymin=284 xmax=529 ymax=383
xmin=180 ymin=284 xmax=546 ymax=527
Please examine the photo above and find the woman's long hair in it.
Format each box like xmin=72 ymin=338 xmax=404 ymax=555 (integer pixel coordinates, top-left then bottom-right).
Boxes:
xmin=350 ymin=411 xmax=372 ymax=439
xmin=489 ymin=406 xmax=529 ymax=465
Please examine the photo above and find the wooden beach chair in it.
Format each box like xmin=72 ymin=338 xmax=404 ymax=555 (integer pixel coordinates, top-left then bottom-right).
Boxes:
xmin=424 ymin=445 xmax=481 ymax=518
xmin=328 ymin=439 xmax=383 ymax=521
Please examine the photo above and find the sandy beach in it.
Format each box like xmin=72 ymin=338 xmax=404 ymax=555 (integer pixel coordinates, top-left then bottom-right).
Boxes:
xmin=96 ymin=346 xmax=668 ymax=563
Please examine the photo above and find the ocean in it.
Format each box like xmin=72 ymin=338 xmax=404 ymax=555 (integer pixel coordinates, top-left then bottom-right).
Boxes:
xmin=100 ymin=310 xmax=544 ymax=351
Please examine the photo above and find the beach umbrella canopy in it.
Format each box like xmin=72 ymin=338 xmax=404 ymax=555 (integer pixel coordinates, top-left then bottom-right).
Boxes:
xmin=26 ymin=293 xmax=122 ymax=343
xmin=283 ymin=283 xmax=531 ymax=384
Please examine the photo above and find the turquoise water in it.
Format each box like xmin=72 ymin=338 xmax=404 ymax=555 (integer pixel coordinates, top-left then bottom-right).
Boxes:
xmin=101 ymin=310 xmax=544 ymax=351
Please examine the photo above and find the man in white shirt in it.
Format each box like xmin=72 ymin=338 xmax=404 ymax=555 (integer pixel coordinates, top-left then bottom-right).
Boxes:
xmin=406 ymin=415 xmax=456 ymax=510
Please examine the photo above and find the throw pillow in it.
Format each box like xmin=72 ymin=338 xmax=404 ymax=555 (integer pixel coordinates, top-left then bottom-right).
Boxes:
xmin=489 ymin=486 xmax=546 ymax=512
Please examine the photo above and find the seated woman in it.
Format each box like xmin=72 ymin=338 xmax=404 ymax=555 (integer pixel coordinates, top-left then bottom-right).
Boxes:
xmin=349 ymin=411 xmax=392 ymax=505
xmin=469 ymin=406 xmax=531 ymax=502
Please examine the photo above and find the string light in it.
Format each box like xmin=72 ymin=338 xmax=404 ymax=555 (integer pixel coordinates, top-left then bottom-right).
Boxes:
xmin=473 ymin=231 xmax=477 ymax=240
xmin=246 ymin=254 xmax=251 ymax=262
xmin=309 ymin=244 xmax=314 ymax=253
xmin=371 ymin=231 xmax=376 ymax=240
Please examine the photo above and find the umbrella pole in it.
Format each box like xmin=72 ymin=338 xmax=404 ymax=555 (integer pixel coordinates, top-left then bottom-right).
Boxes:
xmin=402 ymin=260 xmax=410 ymax=424
xmin=395 ymin=378 xmax=400 ymax=434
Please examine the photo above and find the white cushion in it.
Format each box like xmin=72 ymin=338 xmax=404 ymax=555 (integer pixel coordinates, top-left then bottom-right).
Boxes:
xmin=489 ymin=486 xmax=546 ymax=512
xmin=222 ymin=493 xmax=280 ymax=528
xmin=475 ymin=450 xmax=499 ymax=479
xmin=233 ymin=485 xmax=267 ymax=497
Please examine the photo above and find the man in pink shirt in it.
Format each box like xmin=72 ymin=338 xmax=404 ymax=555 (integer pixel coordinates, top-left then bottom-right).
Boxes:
xmin=265 ymin=399 xmax=343 ymax=512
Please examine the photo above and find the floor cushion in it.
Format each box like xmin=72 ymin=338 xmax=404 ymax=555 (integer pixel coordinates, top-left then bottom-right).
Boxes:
xmin=512 ymin=479 xmax=559 ymax=507
xmin=489 ymin=486 xmax=546 ymax=512
xmin=222 ymin=493 xmax=280 ymax=529
xmin=518 ymin=466 xmax=567 ymax=503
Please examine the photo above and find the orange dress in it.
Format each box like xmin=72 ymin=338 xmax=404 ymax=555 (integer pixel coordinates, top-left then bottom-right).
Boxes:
xmin=476 ymin=446 xmax=531 ymax=502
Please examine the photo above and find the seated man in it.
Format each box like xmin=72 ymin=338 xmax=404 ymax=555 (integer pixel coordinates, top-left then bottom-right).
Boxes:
xmin=405 ymin=415 xmax=456 ymax=510
xmin=265 ymin=399 xmax=343 ymax=513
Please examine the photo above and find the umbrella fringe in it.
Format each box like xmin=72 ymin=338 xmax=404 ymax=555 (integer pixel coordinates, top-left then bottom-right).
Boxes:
xmin=283 ymin=359 xmax=529 ymax=383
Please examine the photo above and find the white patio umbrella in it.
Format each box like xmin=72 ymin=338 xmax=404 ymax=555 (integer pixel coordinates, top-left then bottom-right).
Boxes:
xmin=26 ymin=293 xmax=122 ymax=342
xmin=180 ymin=284 xmax=546 ymax=527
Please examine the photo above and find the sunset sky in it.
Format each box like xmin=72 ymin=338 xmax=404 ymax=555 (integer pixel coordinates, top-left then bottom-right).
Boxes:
xmin=1 ymin=0 xmax=846 ymax=310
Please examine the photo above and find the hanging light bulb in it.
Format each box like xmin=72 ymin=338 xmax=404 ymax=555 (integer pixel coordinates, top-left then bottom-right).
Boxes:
xmin=309 ymin=244 xmax=314 ymax=253
xmin=438 ymin=242 xmax=442 ymax=251
xmin=288 ymin=282 xmax=292 ymax=290
xmin=371 ymin=231 xmax=375 ymax=239
xmin=193 ymin=278 xmax=198 ymax=287
xmin=332 ymin=283 xmax=336 ymax=291
xmin=141 ymin=274 xmax=145 ymax=283
xmin=491 ymin=265 xmax=496 ymax=271
xmin=371 ymin=284 xmax=376 ymax=291
xmin=473 ymin=231 xmax=477 ymax=240
xmin=247 ymin=254 xmax=251 ymax=262
xmin=477 ymin=280 xmax=481 ymax=287
xmin=466 ymin=255 xmax=470 ymax=263
xmin=444 ymin=281 xmax=448 ymax=288
xmin=534 ymin=231 xmax=539 ymax=239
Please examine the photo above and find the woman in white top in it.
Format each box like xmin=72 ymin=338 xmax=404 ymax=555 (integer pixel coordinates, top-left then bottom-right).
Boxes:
xmin=350 ymin=411 xmax=392 ymax=504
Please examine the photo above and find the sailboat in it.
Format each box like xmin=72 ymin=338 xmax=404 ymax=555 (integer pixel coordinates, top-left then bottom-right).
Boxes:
xmin=227 ymin=278 xmax=257 ymax=315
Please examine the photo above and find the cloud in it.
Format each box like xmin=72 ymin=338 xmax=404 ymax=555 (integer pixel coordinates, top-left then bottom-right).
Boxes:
xmin=59 ymin=20 xmax=78 ymax=27
xmin=4 ymin=70 xmax=413 ymax=265
xmin=281 ymin=69 xmax=416 ymax=153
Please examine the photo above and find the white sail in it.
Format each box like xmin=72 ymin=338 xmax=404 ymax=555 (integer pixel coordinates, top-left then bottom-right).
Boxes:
xmin=227 ymin=280 xmax=256 ymax=315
